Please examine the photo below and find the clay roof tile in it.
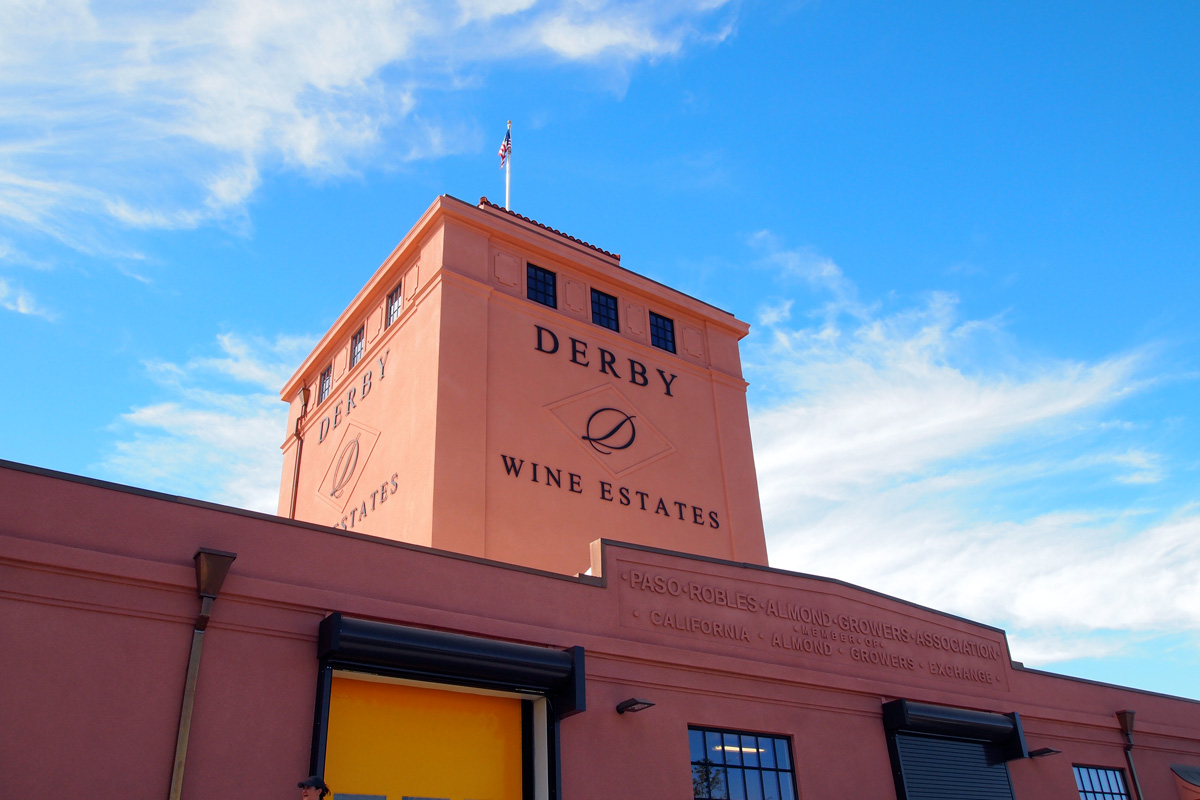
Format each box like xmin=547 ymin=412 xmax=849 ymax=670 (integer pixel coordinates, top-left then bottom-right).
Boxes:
xmin=477 ymin=197 xmax=620 ymax=262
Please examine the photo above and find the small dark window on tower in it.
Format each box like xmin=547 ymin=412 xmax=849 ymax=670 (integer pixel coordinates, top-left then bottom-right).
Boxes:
xmin=591 ymin=289 xmax=619 ymax=331
xmin=527 ymin=264 xmax=557 ymax=308
xmin=318 ymin=365 xmax=332 ymax=403
xmin=649 ymin=311 xmax=676 ymax=353
xmin=350 ymin=326 xmax=365 ymax=367
xmin=386 ymin=283 xmax=403 ymax=327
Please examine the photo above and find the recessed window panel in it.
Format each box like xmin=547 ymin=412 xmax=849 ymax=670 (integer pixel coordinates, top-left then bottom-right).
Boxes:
xmin=724 ymin=733 xmax=742 ymax=765
xmin=650 ymin=311 xmax=676 ymax=353
xmin=591 ymin=288 xmax=619 ymax=331
xmin=386 ymin=283 xmax=402 ymax=327
xmin=759 ymin=737 xmax=777 ymax=769
xmin=728 ymin=767 xmax=745 ymax=800
xmin=350 ymin=326 xmax=365 ymax=367
xmin=1074 ymin=766 xmax=1130 ymax=800
xmin=774 ymin=739 xmax=791 ymax=770
xmin=690 ymin=729 xmax=707 ymax=762
xmin=747 ymin=770 xmax=765 ymax=800
xmin=742 ymin=735 xmax=760 ymax=768
xmin=690 ymin=726 xmax=796 ymax=800
xmin=318 ymin=365 xmax=332 ymax=403
xmin=527 ymin=264 xmax=557 ymax=308
xmin=762 ymin=768 xmax=781 ymax=800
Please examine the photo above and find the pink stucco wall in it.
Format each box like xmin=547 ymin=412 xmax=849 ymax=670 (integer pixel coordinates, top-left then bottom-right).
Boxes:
xmin=3 ymin=461 xmax=1198 ymax=798
xmin=277 ymin=196 xmax=769 ymax=575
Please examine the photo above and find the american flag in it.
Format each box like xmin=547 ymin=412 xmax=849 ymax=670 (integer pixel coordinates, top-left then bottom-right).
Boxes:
xmin=498 ymin=129 xmax=511 ymax=168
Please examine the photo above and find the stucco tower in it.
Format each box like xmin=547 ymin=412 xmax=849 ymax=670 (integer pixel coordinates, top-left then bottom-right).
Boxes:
xmin=278 ymin=195 xmax=767 ymax=575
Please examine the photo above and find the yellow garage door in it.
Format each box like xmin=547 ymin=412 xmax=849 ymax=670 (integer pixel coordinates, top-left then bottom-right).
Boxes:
xmin=325 ymin=674 xmax=524 ymax=800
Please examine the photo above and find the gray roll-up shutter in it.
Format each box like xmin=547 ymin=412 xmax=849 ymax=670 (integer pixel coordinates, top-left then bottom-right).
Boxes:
xmin=893 ymin=732 xmax=1015 ymax=800
xmin=883 ymin=699 xmax=1025 ymax=800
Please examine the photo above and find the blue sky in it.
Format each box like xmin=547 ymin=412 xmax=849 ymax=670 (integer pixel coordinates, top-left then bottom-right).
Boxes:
xmin=2 ymin=1 xmax=1198 ymax=699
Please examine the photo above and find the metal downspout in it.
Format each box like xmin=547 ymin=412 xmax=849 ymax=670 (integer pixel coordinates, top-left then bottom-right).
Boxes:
xmin=1118 ymin=710 xmax=1146 ymax=800
xmin=167 ymin=548 xmax=236 ymax=800
xmin=287 ymin=387 xmax=309 ymax=519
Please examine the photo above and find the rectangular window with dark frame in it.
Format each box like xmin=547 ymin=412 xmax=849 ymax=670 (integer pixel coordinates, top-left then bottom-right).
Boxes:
xmin=527 ymin=263 xmax=557 ymax=308
xmin=591 ymin=289 xmax=619 ymax=331
xmin=386 ymin=283 xmax=403 ymax=328
xmin=689 ymin=726 xmax=797 ymax=800
xmin=350 ymin=326 xmax=365 ymax=367
xmin=650 ymin=311 xmax=676 ymax=353
xmin=318 ymin=365 xmax=332 ymax=404
xmin=1074 ymin=766 xmax=1130 ymax=800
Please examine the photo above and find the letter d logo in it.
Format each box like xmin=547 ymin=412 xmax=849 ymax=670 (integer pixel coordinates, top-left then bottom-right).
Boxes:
xmin=330 ymin=436 xmax=360 ymax=498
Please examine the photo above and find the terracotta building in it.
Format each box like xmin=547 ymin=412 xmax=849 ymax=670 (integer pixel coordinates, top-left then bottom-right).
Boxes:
xmin=3 ymin=195 xmax=1199 ymax=800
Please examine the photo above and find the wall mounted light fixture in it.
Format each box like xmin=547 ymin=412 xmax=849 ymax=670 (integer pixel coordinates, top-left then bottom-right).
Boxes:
xmin=1028 ymin=748 xmax=1062 ymax=758
xmin=616 ymin=698 xmax=655 ymax=714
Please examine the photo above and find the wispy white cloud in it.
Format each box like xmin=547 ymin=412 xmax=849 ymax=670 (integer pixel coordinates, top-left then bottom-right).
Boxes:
xmin=747 ymin=235 xmax=1199 ymax=673
xmin=749 ymin=229 xmax=872 ymax=323
xmin=457 ymin=0 xmax=540 ymax=24
xmin=0 ymin=237 xmax=53 ymax=271
xmin=1102 ymin=449 xmax=1164 ymax=485
xmin=536 ymin=13 xmax=679 ymax=59
xmin=0 ymin=277 xmax=56 ymax=319
xmin=0 ymin=0 xmax=734 ymax=250
xmin=100 ymin=332 xmax=316 ymax=512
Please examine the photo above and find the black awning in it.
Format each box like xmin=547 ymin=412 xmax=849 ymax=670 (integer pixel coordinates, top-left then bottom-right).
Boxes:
xmin=883 ymin=699 xmax=1028 ymax=761
xmin=318 ymin=613 xmax=585 ymax=715
xmin=1174 ymin=764 xmax=1200 ymax=787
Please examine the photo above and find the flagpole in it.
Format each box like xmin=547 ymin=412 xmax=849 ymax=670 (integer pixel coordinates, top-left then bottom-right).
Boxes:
xmin=505 ymin=120 xmax=511 ymax=210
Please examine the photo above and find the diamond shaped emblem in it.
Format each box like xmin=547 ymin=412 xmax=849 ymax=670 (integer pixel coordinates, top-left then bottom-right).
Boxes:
xmin=545 ymin=385 xmax=675 ymax=478
xmin=316 ymin=420 xmax=381 ymax=512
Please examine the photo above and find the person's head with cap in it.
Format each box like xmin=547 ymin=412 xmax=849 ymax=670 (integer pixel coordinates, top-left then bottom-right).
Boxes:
xmin=298 ymin=775 xmax=329 ymax=799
